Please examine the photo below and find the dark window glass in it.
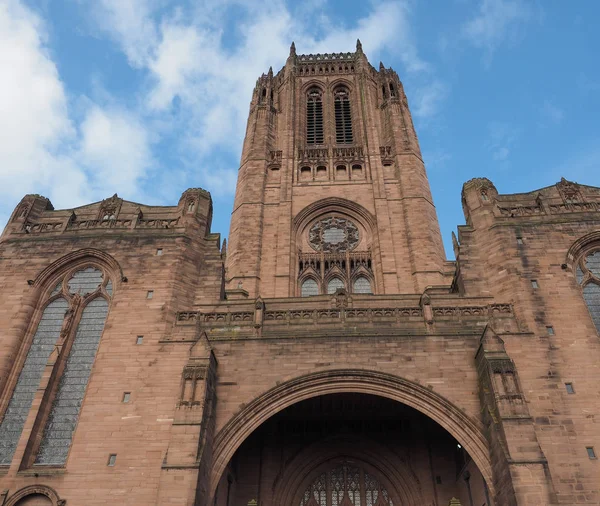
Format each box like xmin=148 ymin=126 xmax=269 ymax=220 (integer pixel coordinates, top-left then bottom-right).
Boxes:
xmin=36 ymin=298 xmax=109 ymax=465
xmin=334 ymin=88 xmax=353 ymax=144
xmin=307 ymin=89 xmax=323 ymax=145
xmin=0 ymin=299 xmax=68 ymax=465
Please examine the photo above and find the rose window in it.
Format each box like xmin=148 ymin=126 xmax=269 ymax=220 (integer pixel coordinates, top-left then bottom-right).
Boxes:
xmin=309 ymin=217 xmax=359 ymax=253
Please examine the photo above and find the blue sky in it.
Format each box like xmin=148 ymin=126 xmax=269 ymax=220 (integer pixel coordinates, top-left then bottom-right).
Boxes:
xmin=1 ymin=0 xmax=599 ymax=258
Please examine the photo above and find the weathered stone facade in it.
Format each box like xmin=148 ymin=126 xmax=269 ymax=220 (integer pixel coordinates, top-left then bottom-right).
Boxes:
xmin=0 ymin=42 xmax=598 ymax=506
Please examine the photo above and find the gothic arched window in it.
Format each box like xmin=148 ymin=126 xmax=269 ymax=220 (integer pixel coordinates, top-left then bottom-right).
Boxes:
xmin=327 ymin=277 xmax=345 ymax=294
xmin=334 ymin=87 xmax=353 ymax=144
xmin=353 ymin=276 xmax=372 ymax=294
xmin=0 ymin=265 xmax=113 ymax=467
xmin=576 ymin=250 xmax=600 ymax=332
xmin=307 ymin=88 xmax=324 ymax=145
xmin=299 ymin=463 xmax=394 ymax=506
xmin=301 ymin=278 xmax=319 ymax=297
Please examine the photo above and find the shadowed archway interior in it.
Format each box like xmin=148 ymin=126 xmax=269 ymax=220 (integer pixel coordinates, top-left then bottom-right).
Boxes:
xmin=212 ymin=393 xmax=490 ymax=506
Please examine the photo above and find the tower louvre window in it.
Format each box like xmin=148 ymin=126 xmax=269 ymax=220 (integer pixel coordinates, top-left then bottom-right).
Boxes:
xmin=306 ymin=89 xmax=323 ymax=145
xmin=334 ymin=88 xmax=353 ymax=144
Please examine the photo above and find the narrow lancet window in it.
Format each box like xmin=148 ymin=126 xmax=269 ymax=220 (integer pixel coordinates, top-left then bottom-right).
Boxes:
xmin=307 ymin=88 xmax=323 ymax=145
xmin=0 ymin=298 xmax=69 ymax=465
xmin=334 ymin=87 xmax=353 ymax=144
xmin=36 ymin=297 xmax=109 ymax=465
xmin=576 ymin=249 xmax=600 ymax=332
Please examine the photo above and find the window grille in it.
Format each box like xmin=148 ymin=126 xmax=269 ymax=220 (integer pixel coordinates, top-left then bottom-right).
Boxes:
xmin=0 ymin=265 xmax=113 ymax=468
xmin=353 ymin=277 xmax=372 ymax=294
xmin=0 ymin=298 xmax=69 ymax=465
xmin=576 ymin=250 xmax=600 ymax=332
xmin=327 ymin=278 xmax=345 ymax=294
xmin=334 ymin=88 xmax=353 ymax=144
xmin=307 ymin=89 xmax=323 ymax=145
xmin=301 ymin=279 xmax=319 ymax=297
xmin=36 ymin=297 xmax=109 ymax=465
xmin=300 ymin=463 xmax=393 ymax=506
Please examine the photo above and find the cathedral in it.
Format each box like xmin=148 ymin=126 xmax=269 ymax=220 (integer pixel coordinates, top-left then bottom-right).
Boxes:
xmin=0 ymin=41 xmax=599 ymax=506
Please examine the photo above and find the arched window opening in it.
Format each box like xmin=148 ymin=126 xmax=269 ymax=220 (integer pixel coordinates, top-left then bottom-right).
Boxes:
xmin=0 ymin=265 xmax=113 ymax=468
xmin=334 ymin=88 xmax=353 ymax=144
xmin=336 ymin=165 xmax=347 ymax=180
xmin=351 ymin=164 xmax=363 ymax=179
xmin=307 ymin=88 xmax=324 ymax=145
xmin=299 ymin=463 xmax=394 ymax=506
xmin=0 ymin=298 xmax=69 ymax=465
xmin=576 ymin=250 xmax=600 ymax=332
xmin=327 ymin=277 xmax=345 ymax=294
xmin=353 ymin=276 xmax=372 ymax=294
xmin=389 ymin=82 xmax=395 ymax=97
xmin=381 ymin=85 xmax=387 ymax=98
xmin=316 ymin=166 xmax=327 ymax=178
xmin=301 ymin=278 xmax=319 ymax=297
xmin=36 ymin=297 xmax=109 ymax=465
xmin=300 ymin=166 xmax=313 ymax=181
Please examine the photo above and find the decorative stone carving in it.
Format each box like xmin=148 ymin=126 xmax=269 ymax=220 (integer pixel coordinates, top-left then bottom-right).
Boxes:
xmin=556 ymin=177 xmax=583 ymax=203
xmin=98 ymin=194 xmax=122 ymax=221
xmin=309 ymin=217 xmax=359 ymax=253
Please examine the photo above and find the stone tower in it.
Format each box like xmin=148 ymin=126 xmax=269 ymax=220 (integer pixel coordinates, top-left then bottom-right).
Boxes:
xmin=1 ymin=42 xmax=600 ymax=506
xmin=226 ymin=41 xmax=449 ymax=299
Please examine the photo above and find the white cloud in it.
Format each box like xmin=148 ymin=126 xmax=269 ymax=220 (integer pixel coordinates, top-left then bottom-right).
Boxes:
xmin=412 ymin=80 xmax=448 ymax=119
xmin=85 ymin=0 xmax=445 ymax=193
xmin=0 ymin=0 xmax=76 ymax=201
xmin=0 ymin=0 xmax=155 ymax=216
xmin=77 ymin=106 xmax=152 ymax=195
xmin=486 ymin=121 xmax=519 ymax=162
xmin=462 ymin=0 xmax=534 ymax=64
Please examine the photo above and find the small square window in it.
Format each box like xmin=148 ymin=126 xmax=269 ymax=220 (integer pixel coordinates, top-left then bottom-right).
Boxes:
xmin=517 ymin=237 xmax=524 ymax=245
xmin=146 ymin=290 xmax=154 ymax=299
xmin=156 ymin=249 xmax=163 ymax=256
xmin=565 ymin=383 xmax=575 ymax=394
xmin=136 ymin=335 xmax=144 ymax=345
xmin=531 ymin=280 xmax=539 ymax=289
xmin=546 ymin=326 xmax=555 ymax=336
xmin=586 ymin=447 xmax=596 ymax=459
xmin=108 ymin=454 xmax=117 ymax=466
xmin=123 ymin=392 xmax=131 ymax=403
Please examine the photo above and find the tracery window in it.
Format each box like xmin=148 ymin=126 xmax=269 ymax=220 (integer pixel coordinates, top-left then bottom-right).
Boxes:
xmin=300 ymin=463 xmax=394 ymax=506
xmin=334 ymin=87 xmax=353 ymax=144
xmin=576 ymin=250 xmax=600 ymax=332
xmin=353 ymin=277 xmax=372 ymax=294
xmin=327 ymin=277 xmax=345 ymax=294
xmin=307 ymin=88 xmax=324 ymax=145
xmin=302 ymin=278 xmax=319 ymax=297
xmin=0 ymin=265 xmax=113 ymax=467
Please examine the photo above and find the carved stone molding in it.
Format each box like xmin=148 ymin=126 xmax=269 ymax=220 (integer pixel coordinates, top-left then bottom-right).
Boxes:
xmin=4 ymin=485 xmax=65 ymax=506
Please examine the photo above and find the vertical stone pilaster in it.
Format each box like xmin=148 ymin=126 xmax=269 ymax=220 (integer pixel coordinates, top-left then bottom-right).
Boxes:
xmin=157 ymin=333 xmax=218 ymax=506
xmin=476 ymin=326 xmax=557 ymax=506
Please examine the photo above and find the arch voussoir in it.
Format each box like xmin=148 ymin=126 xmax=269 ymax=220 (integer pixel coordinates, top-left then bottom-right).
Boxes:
xmin=209 ymin=369 xmax=494 ymax=501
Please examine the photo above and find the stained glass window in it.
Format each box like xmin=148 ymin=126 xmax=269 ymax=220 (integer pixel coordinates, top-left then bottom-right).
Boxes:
xmin=353 ymin=277 xmax=372 ymax=294
xmin=68 ymin=267 xmax=103 ymax=295
xmin=328 ymin=278 xmax=345 ymax=294
xmin=300 ymin=463 xmax=393 ymax=506
xmin=0 ymin=298 xmax=68 ymax=465
xmin=36 ymin=298 xmax=109 ymax=465
xmin=302 ymin=279 xmax=319 ymax=297
xmin=576 ymin=250 xmax=600 ymax=332
xmin=0 ymin=264 xmax=112 ymax=469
